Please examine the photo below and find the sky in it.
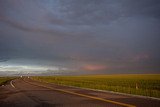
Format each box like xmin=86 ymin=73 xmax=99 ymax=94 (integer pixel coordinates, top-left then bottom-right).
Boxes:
xmin=0 ymin=0 xmax=160 ymax=75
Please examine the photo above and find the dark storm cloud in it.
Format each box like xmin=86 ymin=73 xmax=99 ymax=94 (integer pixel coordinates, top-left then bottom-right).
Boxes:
xmin=0 ymin=0 xmax=160 ymax=74
xmin=59 ymin=0 xmax=160 ymax=25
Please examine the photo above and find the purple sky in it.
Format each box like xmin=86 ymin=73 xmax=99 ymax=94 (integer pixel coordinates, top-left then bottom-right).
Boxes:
xmin=0 ymin=0 xmax=160 ymax=75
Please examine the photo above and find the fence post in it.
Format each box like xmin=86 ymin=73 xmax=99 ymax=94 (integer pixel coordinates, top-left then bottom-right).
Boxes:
xmin=136 ymin=83 xmax=138 ymax=90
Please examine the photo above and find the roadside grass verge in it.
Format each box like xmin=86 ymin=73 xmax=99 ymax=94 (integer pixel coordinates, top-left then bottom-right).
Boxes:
xmin=32 ymin=74 xmax=160 ymax=98
xmin=0 ymin=77 xmax=16 ymax=86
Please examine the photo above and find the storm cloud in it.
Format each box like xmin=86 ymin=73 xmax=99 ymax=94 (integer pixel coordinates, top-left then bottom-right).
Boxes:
xmin=0 ymin=0 xmax=160 ymax=75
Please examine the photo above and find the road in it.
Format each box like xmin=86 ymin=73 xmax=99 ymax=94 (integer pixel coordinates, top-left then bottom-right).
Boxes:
xmin=0 ymin=78 xmax=159 ymax=107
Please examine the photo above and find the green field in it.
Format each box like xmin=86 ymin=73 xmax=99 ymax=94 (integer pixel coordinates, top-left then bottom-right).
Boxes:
xmin=0 ymin=77 xmax=15 ymax=86
xmin=32 ymin=74 xmax=160 ymax=98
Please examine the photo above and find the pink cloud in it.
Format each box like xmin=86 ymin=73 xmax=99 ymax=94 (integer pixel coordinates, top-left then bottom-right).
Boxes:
xmin=131 ymin=53 xmax=150 ymax=62
xmin=82 ymin=64 xmax=108 ymax=71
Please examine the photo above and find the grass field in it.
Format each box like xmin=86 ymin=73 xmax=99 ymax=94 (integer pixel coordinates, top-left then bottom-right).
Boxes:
xmin=0 ymin=77 xmax=15 ymax=86
xmin=32 ymin=74 xmax=160 ymax=98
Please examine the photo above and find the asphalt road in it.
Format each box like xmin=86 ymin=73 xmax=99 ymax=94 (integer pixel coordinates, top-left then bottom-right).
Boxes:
xmin=0 ymin=78 xmax=159 ymax=107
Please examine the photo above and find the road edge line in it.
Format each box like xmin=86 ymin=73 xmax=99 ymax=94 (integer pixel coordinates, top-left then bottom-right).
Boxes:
xmin=35 ymin=79 xmax=160 ymax=101
xmin=24 ymin=79 xmax=136 ymax=107
xmin=51 ymin=83 xmax=160 ymax=101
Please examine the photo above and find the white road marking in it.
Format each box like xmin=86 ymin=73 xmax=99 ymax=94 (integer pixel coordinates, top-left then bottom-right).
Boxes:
xmin=10 ymin=80 xmax=15 ymax=88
